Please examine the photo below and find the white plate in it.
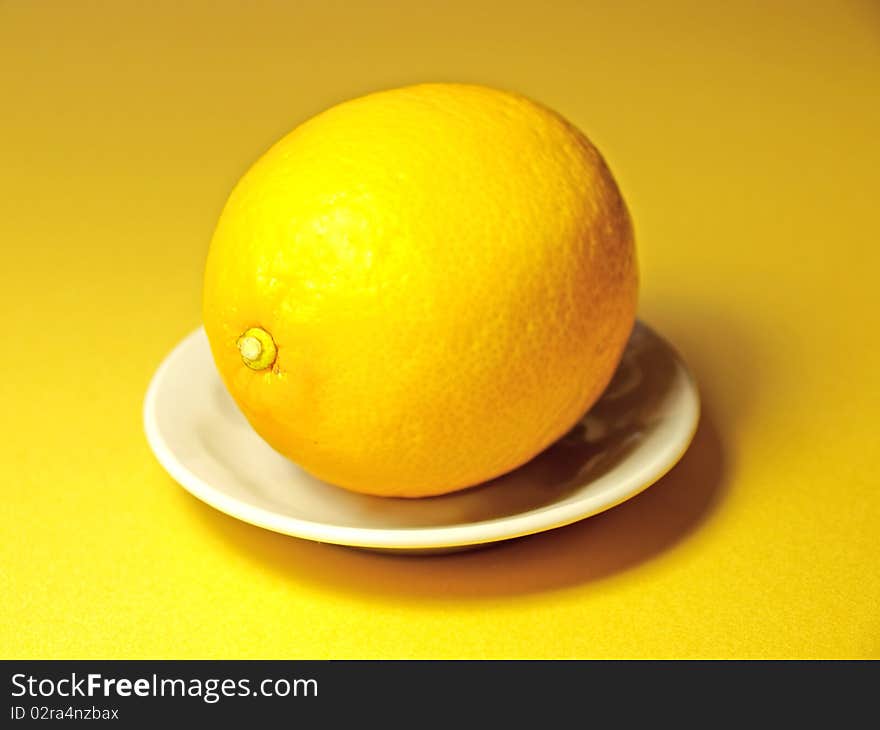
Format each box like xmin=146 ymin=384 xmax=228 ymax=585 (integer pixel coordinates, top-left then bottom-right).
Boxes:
xmin=143 ymin=322 xmax=699 ymax=553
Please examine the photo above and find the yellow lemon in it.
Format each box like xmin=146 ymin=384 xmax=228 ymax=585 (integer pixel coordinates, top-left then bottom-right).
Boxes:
xmin=203 ymin=83 xmax=638 ymax=497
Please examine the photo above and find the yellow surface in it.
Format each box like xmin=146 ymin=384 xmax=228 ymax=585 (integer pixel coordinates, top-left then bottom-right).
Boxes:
xmin=2 ymin=0 xmax=878 ymax=658
xmin=203 ymin=82 xmax=637 ymax=496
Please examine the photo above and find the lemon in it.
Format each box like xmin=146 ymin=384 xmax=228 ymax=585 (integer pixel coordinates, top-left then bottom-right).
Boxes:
xmin=203 ymin=83 xmax=638 ymax=497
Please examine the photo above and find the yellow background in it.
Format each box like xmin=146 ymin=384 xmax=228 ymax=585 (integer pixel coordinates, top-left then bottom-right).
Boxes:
xmin=2 ymin=0 xmax=878 ymax=658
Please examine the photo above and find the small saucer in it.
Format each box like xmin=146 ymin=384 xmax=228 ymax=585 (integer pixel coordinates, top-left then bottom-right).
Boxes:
xmin=143 ymin=322 xmax=699 ymax=553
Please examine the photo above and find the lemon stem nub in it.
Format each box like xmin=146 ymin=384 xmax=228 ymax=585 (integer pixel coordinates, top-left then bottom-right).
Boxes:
xmin=237 ymin=327 xmax=277 ymax=370
xmin=239 ymin=336 xmax=262 ymax=361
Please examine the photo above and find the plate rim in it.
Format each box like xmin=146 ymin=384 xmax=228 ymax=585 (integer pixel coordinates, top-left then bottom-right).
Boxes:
xmin=143 ymin=324 xmax=700 ymax=550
